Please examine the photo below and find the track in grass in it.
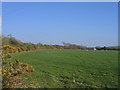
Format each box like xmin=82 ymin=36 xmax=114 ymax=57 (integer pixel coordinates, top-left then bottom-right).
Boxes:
xmin=11 ymin=50 xmax=118 ymax=88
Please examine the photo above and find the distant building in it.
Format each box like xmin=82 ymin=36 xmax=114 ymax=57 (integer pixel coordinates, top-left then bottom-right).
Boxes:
xmin=94 ymin=48 xmax=96 ymax=50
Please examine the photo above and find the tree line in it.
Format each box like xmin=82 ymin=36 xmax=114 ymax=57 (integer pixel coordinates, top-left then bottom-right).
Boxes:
xmin=2 ymin=35 xmax=93 ymax=51
xmin=95 ymin=46 xmax=120 ymax=51
xmin=2 ymin=34 xmax=119 ymax=51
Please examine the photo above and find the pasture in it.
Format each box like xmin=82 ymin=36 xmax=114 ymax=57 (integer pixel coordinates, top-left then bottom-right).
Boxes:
xmin=11 ymin=50 xmax=118 ymax=88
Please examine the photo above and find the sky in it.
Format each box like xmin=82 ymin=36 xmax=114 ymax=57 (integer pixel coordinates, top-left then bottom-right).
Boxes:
xmin=2 ymin=2 xmax=118 ymax=47
xmin=0 ymin=2 xmax=2 ymax=35
xmin=1 ymin=0 xmax=119 ymax=2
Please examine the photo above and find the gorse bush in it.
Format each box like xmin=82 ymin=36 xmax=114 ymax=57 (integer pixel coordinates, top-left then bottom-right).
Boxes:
xmin=2 ymin=59 xmax=34 ymax=88
xmin=2 ymin=47 xmax=37 ymax=88
xmin=2 ymin=45 xmax=27 ymax=53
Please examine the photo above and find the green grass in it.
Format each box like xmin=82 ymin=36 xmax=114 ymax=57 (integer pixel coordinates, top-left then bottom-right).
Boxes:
xmin=11 ymin=50 xmax=118 ymax=88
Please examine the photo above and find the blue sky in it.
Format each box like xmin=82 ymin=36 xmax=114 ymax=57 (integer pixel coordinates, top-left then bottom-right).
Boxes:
xmin=2 ymin=2 xmax=118 ymax=47
xmin=0 ymin=2 xmax=1 ymax=16
xmin=0 ymin=2 xmax=2 ymax=35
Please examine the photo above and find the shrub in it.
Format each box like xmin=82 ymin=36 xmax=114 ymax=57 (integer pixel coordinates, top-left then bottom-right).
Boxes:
xmin=2 ymin=48 xmax=37 ymax=88
xmin=2 ymin=59 xmax=34 ymax=88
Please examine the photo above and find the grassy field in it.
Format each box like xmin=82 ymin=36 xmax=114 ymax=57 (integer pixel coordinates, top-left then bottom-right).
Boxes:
xmin=11 ymin=50 xmax=118 ymax=88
